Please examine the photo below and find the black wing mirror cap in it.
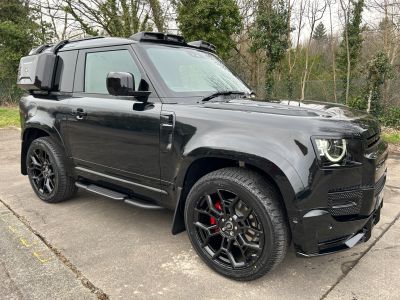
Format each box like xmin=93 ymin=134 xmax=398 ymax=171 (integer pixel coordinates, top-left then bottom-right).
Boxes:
xmin=107 ymin=72 xmax=135 ymax=96
xmin=106 ymin=72 xmax=151 ymax=102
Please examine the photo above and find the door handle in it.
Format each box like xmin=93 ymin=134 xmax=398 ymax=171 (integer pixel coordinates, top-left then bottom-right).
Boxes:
xmin=75 ymin=108 xmax=87 ymax=120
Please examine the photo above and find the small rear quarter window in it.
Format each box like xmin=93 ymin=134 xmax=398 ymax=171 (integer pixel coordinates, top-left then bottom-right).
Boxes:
xmin=53 ymin=51 xmax=78 ymax=92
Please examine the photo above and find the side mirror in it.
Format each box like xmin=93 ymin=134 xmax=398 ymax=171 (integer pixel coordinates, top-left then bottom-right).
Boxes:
xmin=106 ymin=72 xmax=135 ymax=96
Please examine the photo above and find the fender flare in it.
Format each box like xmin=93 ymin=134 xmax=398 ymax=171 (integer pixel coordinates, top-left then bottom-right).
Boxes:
xmin=21 ymin=122 xmax=66 ymax=175
xmin=171 ymin=147 xmax=305 ymax=234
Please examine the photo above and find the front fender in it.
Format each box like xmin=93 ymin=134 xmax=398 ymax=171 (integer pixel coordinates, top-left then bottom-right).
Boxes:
xmin=170 ymin=143 xmax=305 ymax=235
xmin=177 ymin=146 xmax=304 ymax=210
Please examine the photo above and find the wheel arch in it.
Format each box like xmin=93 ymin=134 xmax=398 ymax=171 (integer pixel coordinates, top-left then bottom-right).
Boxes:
xmin=171 ymin=150 xmax=304 ymax=235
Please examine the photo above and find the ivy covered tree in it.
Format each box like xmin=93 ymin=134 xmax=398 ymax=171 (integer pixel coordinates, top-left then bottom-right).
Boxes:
xmin=0 ymin=0 xmax=41 ymax=79
xmin=250 ymin=0 xmax=290 ymax=98
xmin=313 ymin=22 xmax=327 ymax=42
xmin=337 ymin=0 xmax=364 ymax=104
xmin=176 ymin=0 xmax=242 ymax=59
xmin=365 ymin=52 xmax=393 ymax=116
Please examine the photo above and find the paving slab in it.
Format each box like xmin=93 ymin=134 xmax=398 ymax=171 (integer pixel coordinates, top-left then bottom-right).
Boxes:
xmin=0 ymin=201 xmax=97 ymax=300
xmin=1 ymin=127 xmax=399 ymax=299
xmin=325 ymin=216 xmax=400 ymax=300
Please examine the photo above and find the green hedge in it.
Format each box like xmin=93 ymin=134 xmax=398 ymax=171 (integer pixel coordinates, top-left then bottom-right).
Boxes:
xmin=0 ymin=79 xmax=23 ymax=105
xmin=380 ymin=107 xmax=400 ymax=129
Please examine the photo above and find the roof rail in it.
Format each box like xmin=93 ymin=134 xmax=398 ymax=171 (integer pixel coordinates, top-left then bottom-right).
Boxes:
xmin=130 ymin=32 xmax=186 ymax=45
xmin=68 ymin=36 xmax=105 ymax=43
xmin=28 ymin=36 xmax=105 ymax=56
xmin=29 ymin=44 xmax=52 ymax=55
xmin=52 ymin=39 xmax=69 ymax=53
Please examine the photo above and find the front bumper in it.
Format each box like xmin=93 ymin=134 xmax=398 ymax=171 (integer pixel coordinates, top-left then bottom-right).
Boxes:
xmin=296 ymin=198 xmax=383 ymax=257
xmin=292 ymin=134 xmax=387 ymax=256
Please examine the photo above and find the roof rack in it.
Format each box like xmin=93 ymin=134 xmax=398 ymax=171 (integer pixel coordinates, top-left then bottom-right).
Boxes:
xmin=130 ymin=32 xmax=186 ymax=45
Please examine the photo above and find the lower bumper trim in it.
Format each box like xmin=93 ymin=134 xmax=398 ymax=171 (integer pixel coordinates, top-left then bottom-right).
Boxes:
xmin=344 ymin=232 xmax=365 ymax=248
xmin=296 ymin=231 xmax=365 ymax=257
xmin=296 ymin=202 xmax=382 ymax=257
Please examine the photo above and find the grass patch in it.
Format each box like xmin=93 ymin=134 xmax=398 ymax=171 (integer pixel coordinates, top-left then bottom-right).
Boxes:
xmin=0 ymin=106 xmax=20 ymax=128
xmin=382 ymin=131 xmax=400 ymax=145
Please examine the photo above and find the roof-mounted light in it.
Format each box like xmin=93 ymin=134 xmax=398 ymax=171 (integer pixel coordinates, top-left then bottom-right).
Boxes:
xmin=130 ymin=32 xmax=186 ymax=45
xmin=188 ymin=40 xmax=216 ymax=53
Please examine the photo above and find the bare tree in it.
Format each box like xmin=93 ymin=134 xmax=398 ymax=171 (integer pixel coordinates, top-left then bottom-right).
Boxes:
xmin=366 ymin=0 xmax=400 ymax=106
xmin=339 ymin=0 xmax=351 ymax=104
xmin=300 ymin=0 xmax=327 ymax=100
xmin=61 ymin=0 xmax=167 ymax=37
xmin=328 ymin=0 xmax=338 ymax=102
xmin=287 ymin=0 xmax=306 ymax=100
xmin=31 ymin=0 xmax=84 ymax=41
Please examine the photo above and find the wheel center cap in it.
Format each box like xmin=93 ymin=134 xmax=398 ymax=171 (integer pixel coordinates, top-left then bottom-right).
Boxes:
xmin=225 ymin=221 xmax=233 ymax=230
xmin=220 ymin=218 xmax=238 ymax=238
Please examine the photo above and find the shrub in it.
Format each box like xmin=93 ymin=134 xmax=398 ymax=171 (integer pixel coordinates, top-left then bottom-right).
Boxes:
xmin=380 ymin=107 xmax=400 ymax=128
xmin=348 ymin=96 xmax=367 ymax=110
xmin=0 ymin=79 xmax=23 ymax=105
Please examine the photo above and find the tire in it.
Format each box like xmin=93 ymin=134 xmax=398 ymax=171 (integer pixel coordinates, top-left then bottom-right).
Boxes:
xmin=184 ymin=167 xmax=290 ymax=281
xmin=26 ymin=137 xmax=77 ymax=203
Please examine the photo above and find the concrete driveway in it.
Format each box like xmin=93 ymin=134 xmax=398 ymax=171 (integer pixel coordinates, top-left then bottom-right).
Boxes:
xmin=1 ymin=127 xmax=399 ymax=300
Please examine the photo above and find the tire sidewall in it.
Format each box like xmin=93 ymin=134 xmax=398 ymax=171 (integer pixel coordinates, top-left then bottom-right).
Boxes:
xmin=185 ymin=175 xmax=277 ymax=280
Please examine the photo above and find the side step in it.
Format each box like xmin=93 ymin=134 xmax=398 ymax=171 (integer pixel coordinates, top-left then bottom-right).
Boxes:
xmin=75 ymin=182 xmax=163 ymax=210
xmin=124 ymin=199 xmax=163 ymax=210
xmin=76 ymin=182 xmax=126 ymax=200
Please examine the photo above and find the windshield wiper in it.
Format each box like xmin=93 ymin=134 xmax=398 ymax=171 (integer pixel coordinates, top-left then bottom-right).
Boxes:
xmin=201 ymin=91 xmax=247 ymax=102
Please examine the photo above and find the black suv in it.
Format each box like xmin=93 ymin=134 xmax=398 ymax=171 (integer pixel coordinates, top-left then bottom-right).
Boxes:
xmin=17 ymin=32 xmax=387 ymax=281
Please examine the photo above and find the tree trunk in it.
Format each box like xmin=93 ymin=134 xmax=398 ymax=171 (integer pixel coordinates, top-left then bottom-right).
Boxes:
xmin=344 ymin=0 xmax=351 ymax=105
xmin=367 ymin=87 xmax=373 ymax=113
xmin=328 ymin=1 xmax=337 ymax=102
xmin=148 ymin=0 xmax=164 ymax=32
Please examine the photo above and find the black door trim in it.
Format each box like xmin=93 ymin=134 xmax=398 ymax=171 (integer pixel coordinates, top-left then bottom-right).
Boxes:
xmin=75 ymin=166 xmax=168 ymax=195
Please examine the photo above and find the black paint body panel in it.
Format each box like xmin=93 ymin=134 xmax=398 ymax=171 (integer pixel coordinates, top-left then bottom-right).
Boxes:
xmin=19 ymin=38 xmax=388 ymax=256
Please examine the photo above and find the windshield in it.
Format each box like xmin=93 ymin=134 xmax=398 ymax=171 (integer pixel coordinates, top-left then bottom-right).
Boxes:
xmin=143 ymin=45 xmax=250 ymax=96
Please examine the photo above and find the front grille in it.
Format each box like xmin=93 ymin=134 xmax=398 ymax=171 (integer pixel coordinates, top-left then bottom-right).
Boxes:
xmin=327 ymin=176 xmax=386 ymax=217
xmin=366 ymin=131 xmax=380 ymax=149
xmin=374 ymin=175 xmax=386 ymax=196
xmin=327 ymin=190 xmax=362 ymax=216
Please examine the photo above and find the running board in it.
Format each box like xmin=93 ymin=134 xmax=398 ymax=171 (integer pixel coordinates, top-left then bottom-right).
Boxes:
xmin=76 ymin=182 xmax=126 ymax=200
xmin=75 ymin=182 xmax=163 ymax=209
xmin=124 ymin=199 xmax=163 ymax=210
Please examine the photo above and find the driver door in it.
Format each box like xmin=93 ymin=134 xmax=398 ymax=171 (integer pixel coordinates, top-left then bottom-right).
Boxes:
xmin=65 ymin=45 xmax=163 ymax=200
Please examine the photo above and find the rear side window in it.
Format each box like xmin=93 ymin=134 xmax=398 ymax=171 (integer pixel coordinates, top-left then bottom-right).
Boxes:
xmin=54 ymin=51 xmax=78 ymax=92
xmin=84 ymin=50 xmax=141 ymax=94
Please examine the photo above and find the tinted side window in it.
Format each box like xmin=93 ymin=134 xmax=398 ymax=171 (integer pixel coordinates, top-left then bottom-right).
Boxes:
xmin=84 ymin=50 xmax=141 ymax=94
xmin=54 ymin=51 xmax=78 ymax=92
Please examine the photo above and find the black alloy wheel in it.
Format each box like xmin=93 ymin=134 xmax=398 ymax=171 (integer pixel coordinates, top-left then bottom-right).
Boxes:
xmin=26 ymin=137 xmax=77 ymax=203
xmin=28 ymin=147 xmax=56 ymax=195
xmin=193 ymin=189 xmax=264 ymax=269
xmin=185 ymin=167 xmax=290 ymax=281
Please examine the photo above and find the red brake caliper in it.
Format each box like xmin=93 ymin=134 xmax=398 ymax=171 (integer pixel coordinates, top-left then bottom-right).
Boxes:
xmin=210 ymin=201 xmax=222 ymax=225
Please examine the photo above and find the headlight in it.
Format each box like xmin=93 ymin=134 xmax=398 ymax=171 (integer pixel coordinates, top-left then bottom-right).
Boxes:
xmin=314 ymin=138 xmax=347 ymax=164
